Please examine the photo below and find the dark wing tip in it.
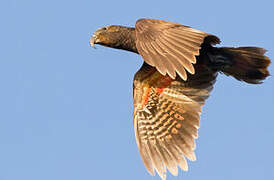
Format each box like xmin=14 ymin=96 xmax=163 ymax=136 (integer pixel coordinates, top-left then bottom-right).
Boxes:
xmin=203 ymin=35 xmax=221 ymax=45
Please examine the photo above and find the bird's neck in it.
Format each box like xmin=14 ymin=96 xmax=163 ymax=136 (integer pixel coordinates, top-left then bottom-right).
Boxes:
xmin=114 ymin=28 xmax=138 ymax=54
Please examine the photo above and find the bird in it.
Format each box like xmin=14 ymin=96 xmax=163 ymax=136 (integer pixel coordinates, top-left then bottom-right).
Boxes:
xmin=90 ymin=18 xmax=270 ymax=180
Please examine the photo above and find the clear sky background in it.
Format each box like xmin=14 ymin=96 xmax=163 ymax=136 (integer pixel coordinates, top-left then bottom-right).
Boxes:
xmin=1 ymin=0 xmax=274 ymax=180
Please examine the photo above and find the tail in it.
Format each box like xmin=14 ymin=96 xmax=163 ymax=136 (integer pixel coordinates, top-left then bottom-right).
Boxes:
xmin=210 ymin=47 xmax=271 ymax=84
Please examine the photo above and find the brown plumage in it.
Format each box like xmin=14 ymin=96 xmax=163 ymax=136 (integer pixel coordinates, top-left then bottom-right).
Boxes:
xmin=90 ymin=18 xmax=270 ymax=180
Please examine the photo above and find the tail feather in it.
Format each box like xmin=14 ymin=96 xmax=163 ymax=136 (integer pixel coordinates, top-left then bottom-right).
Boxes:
xmin=218 ymin=47 xmax=271 ymax=84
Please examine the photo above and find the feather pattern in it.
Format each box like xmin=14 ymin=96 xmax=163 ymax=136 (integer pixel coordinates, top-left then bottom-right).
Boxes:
xmin=135 ymin=18 xmax=216 ymax=80
xmin=133 ymin=62 xmax=217 ymax=180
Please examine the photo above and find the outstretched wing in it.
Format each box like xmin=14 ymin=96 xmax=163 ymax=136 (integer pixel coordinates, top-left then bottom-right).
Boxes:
xmin=135 ymin=18 xmax=219 ymax=80
xmin=133 ymin=62 xmax=217 ymax=180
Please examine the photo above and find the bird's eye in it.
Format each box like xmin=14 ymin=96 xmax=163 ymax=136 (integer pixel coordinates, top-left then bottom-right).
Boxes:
xmin=97 ymin=27 xmax=107 ymax=32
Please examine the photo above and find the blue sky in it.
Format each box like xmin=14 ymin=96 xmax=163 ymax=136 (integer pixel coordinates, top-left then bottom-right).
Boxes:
xmin=1 ymin=0 xmax=274 ymax=180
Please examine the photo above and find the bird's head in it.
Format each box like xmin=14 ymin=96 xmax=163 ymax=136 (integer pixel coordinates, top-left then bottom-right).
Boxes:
xmin=90 ymin=25 xmax=137 ymax=53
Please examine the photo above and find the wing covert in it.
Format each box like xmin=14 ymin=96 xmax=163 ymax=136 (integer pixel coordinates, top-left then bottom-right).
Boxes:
xmin=135 ymin=18 xmax=219 ymax=80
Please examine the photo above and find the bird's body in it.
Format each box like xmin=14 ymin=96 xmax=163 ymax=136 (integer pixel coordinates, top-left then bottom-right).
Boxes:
xmin=90 ymin=19 xmax=270 ymax=180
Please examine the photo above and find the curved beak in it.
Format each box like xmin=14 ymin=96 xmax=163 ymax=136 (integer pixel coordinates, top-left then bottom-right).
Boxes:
xmin=90 ymin=27 xmax=107 ymax=48
xmin=89 ymin=34 xmax=97 ymax=48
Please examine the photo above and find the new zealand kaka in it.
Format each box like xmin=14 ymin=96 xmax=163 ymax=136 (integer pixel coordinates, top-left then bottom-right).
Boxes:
xmin=90 ymin=18 xmax=270 ymax=180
